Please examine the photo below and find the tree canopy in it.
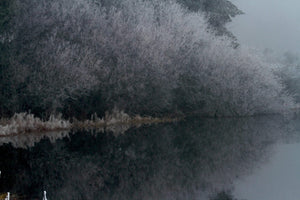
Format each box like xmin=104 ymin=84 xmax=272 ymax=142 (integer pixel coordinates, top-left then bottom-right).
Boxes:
xmin=0 ymin=0 xmax=294 ymax=119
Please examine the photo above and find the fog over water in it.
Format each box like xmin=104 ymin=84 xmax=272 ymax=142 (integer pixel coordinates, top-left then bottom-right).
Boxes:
xmin=228 ymin=0 xmax=300 ymax=54
xmin=234 ymin=143 xmax=300 ymax=200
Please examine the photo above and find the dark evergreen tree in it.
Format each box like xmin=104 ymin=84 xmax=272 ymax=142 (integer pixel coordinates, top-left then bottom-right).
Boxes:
xmin=177 ymin=0 xmax=243 ymax=36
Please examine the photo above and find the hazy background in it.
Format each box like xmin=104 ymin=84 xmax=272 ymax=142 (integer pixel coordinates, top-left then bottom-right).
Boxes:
xmin=228 ymin=0 xmax=300 ymax=54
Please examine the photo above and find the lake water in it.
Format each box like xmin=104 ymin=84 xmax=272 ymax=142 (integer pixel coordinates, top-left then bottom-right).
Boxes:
xmin=0 ymin=114 xmax=300 ymax=200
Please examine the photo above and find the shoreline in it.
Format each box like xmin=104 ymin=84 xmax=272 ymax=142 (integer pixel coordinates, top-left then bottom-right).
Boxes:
xmin=0 ymin=111 xmax=181 ymax=137
xmin=1 ymin=106 xmax=300 ymax=137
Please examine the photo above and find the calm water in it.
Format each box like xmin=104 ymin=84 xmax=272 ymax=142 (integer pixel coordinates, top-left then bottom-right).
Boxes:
xmin=0 ymin=114 xmax=300 ymax=200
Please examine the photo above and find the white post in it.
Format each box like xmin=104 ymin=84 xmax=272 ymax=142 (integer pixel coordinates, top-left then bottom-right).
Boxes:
xmin=43 ymin=191 xmax=47 ymax=200
xmin=5 ymin=192 xmax=10 ymax=200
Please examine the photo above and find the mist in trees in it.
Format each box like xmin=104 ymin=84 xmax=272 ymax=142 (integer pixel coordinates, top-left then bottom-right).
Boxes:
xmin=273 ymin=51 xmax=300 ymax=102
xmin=0 ymin=0 xmax=296 ymax=119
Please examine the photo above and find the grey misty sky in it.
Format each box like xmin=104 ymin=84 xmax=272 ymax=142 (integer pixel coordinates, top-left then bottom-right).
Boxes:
xmin=227 ymin=0 xmax=300 ymax=54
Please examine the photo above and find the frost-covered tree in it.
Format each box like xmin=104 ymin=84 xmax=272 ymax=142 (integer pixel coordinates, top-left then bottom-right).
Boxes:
xmin=0 ymin=0 xmax=295 ymax=118
xmin=94 ymin=0 xmax=243 ymax=37
xmin=0 ymin=0 xmax=14 ymax=35
xmin=2 ymin=0 xmax=100 ymax=116
xmin=0 ymin=0 xmax=16 ymax=116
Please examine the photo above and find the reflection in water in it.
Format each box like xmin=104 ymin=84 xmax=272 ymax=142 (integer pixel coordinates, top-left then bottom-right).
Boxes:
xmin=0 ymin=114 xmax=299 ymax=200
xmin=0 ymin=125 xmax=134 ymax=149
xmin=0 ymin=131 xmax=70 ymax=149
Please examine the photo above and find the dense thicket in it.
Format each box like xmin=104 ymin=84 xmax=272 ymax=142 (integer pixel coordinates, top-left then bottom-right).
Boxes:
xmin=0 ymin=0 xmax=295 ymax=119
xmin=0 ymin=0 xmax=15 ymax=116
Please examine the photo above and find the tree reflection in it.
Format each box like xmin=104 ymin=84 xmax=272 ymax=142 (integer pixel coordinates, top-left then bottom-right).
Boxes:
xmin=0 ymin=114 xmax=299 ymax=199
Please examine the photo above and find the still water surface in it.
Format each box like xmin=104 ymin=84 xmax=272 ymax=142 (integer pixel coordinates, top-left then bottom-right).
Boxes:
xmin=0 ymin=114 xmax=300 ymax=200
